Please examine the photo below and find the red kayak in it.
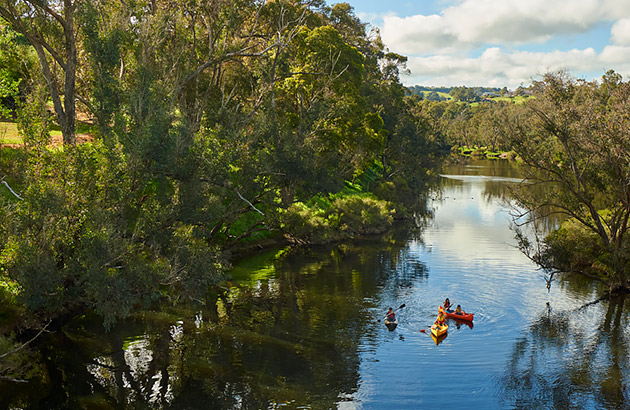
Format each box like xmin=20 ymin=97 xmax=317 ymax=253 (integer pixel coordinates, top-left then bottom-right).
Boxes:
xmin=439 ymin=305 xmax=474 ymax=322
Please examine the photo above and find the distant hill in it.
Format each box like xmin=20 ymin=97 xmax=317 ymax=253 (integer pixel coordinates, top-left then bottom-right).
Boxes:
xmin=406 ymin=85 xmax=505 ymax=102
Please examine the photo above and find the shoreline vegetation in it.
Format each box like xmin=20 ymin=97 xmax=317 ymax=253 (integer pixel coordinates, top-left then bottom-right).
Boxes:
xmin=451 ymin=144 xmax=518 ymax=160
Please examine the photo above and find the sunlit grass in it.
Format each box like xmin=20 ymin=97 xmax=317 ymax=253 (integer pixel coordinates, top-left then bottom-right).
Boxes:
xmin=1 ymin=121 xmax=94 ymax=145
xmin=0 ymin=122 xmax=20 ymax=144
xmin=419 ymin=90 xmax=452 ymax=101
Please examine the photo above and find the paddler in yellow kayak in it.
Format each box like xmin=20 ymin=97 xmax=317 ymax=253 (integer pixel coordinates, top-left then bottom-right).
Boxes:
xmin=435 ymin=311 xmax=446 ymax=326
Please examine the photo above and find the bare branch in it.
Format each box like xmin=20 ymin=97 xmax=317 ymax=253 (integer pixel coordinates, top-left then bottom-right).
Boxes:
xmin=0 ymin=321 xmax=51 ymax=361
xmin=235 ymin=190 xmax=265 ymax=216
xmin=1 ymin=177 xmax=23 ymax=201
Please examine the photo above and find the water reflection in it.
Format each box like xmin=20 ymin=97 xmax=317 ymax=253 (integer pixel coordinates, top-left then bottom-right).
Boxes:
xmin=1 ymin=231 xmax=431 ymax=409
xmin=431 ymin=332 xmax=448 ymax=345
xmin=498 ymin=294 xmax=630 ymax=409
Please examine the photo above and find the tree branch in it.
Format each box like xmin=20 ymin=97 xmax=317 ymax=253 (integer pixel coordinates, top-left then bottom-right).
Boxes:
xmin=0 ymin=320 xmax=51 ymax=361
xmin=1 ymin=177 xmax=23 ymax=200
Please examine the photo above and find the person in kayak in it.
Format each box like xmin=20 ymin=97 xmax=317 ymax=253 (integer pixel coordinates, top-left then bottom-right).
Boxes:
xmin=443 ymin=298 xmax=452 ymax=311
xmin=455 ymin=305 xmax=463 ymax=315
xmin=435 ymin=311 xmax=446 ymax=326
xmin=385 ymin=307 xmax=396 ymax=322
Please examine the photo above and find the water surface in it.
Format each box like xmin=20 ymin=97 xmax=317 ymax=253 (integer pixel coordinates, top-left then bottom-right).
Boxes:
xmin=2 ymin=159 xmax=628 ymax=409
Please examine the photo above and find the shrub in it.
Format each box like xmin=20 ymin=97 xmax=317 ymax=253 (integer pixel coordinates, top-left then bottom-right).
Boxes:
xmin=283 ymin=193 xmax=395 ymax=243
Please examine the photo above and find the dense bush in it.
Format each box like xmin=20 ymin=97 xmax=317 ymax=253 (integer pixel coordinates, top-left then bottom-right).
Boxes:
xmin=283 ymin=193 xmax=395 ymax=244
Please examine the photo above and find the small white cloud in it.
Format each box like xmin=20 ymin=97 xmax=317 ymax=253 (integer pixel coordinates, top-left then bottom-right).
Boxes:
xmin=611 ymin=18 xmax=630 ymax=45
xmin=381 ymin=14 xmax=459 ymax=55
xmin=356 ymin=11 xmax=397 ymax=27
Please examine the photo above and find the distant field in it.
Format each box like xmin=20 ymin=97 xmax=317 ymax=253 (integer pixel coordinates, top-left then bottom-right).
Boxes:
xmin=419 ymin=90 xmax=453 ymax=101
xmin=491 ymin=95 xmax=531 ymax=104
xmin=415 ymin=91 xmax=531 ymax=104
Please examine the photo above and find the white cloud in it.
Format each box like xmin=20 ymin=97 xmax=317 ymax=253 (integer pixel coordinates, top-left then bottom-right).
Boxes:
xmin=611 ymin=18 xmax=630 ymax=44
xmin=373 ymin=0 xmax=630 ymax=86
xmin=401 ymin=46 xmax=630 ymax=88
xmin=600 ymin=44 xmax=630 ymax=64
xmin=381 ymin=0 xmax=630 ymax=55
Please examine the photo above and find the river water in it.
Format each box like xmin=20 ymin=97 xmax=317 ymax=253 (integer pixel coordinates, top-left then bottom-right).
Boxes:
xmin=2 ymin=159 xmax=629 ymax=409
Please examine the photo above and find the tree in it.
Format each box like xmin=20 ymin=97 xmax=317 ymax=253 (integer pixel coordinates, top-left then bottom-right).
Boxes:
xmin=509 ymin=71 xmax=630 ymax=292
xmin=0 ymin=0 xmax=79 ymax=145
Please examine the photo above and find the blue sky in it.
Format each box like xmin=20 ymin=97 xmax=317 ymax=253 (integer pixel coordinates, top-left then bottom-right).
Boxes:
xmin=337 ymin=0 xmax=630 ymax=88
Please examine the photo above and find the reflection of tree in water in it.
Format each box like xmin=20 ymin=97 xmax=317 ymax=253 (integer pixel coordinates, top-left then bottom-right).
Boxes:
xmin=2 ymin=234 xmax=430 ymax=409
xmin=498 ymin=295 xmax=629 ymax=409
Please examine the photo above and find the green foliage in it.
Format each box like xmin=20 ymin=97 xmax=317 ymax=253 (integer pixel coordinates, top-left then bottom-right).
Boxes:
xmin=15 ymin=83 xmax=51 ymax=150
xmin=0 ymin=24 xmax=34 ymax=117
xmin=0 ymin=142 xmax=224 ymax=327
xmin=543 ymin=219 xmax=602 ymax=272
xmin=542 ymin=218 xmax=630 ymax=285
xmin=79 ymin=1 xmax=126 ymax=142
xmin=508 ymin=71 xmax=630 ymax=290
xmin=283 ymin=193 xmax=395 ymax=243
xmin=0 ymin=72 xmax=18 ymax=120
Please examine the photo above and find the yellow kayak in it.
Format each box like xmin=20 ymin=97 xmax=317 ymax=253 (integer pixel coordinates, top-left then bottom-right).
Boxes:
xmin=431 ymin=322 xmax=448 ymax=337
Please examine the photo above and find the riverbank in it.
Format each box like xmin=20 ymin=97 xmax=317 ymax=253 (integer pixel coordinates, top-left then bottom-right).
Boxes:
xmin=451 ymin=145 xmax=518 ymax=160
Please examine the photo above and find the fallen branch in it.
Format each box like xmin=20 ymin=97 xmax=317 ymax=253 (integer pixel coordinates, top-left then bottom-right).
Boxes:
xmin=0 ymin=320 xmax=51 ymax=361
xmin=0 ymin=177 xmax=23 ymax=201
xmin=0 ymin=375 xmax=28 ymax=383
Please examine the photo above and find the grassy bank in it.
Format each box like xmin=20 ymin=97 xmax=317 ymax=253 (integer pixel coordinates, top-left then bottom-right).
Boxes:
xmin=451 ymin=145 xmax=518 ymax=160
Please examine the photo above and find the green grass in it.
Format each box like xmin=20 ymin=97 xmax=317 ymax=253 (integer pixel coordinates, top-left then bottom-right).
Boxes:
xmin=0 ymin=122 xmax=20 ymax=144
xmin=419 ymin=91 xmax=452 ymax=101
xmin=1 ymin=120 xmax=94 ymax=145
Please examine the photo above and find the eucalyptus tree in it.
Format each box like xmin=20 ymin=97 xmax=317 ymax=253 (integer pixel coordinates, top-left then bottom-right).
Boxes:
xmin=0 ymin=0 xmax=79 ymax=145
xmin=509 ymin=71 xmax=630 ymax=293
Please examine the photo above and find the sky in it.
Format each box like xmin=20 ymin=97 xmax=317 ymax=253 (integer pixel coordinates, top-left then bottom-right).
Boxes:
xmin=338 ymin=0 xmax=630 ymax=89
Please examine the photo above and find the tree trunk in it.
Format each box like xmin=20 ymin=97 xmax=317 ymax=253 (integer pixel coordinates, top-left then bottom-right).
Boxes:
xmin=0 ymin=0 xmax=77 ymax=145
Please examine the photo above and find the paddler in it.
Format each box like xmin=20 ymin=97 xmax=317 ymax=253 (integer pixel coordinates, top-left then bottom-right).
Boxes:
xmin=385 ymin=307 xmax=396 ymax=322
xmin=435 ymin=311 xmax=446 ymax=326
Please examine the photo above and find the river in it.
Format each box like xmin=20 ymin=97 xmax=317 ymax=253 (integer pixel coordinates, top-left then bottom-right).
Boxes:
xmin=2 ymin=158 xmax=628 ymax=409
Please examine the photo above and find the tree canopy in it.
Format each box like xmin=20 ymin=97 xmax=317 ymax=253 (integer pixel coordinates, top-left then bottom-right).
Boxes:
xmin=508 ymin=71 xmax=630 ymax=292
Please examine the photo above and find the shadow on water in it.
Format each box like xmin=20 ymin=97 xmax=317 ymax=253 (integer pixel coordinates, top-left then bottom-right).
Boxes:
xmin=0 ymin=229 xmax=429 ymax=409
xmin=498 ymin=293 xmax=629 ymax=409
